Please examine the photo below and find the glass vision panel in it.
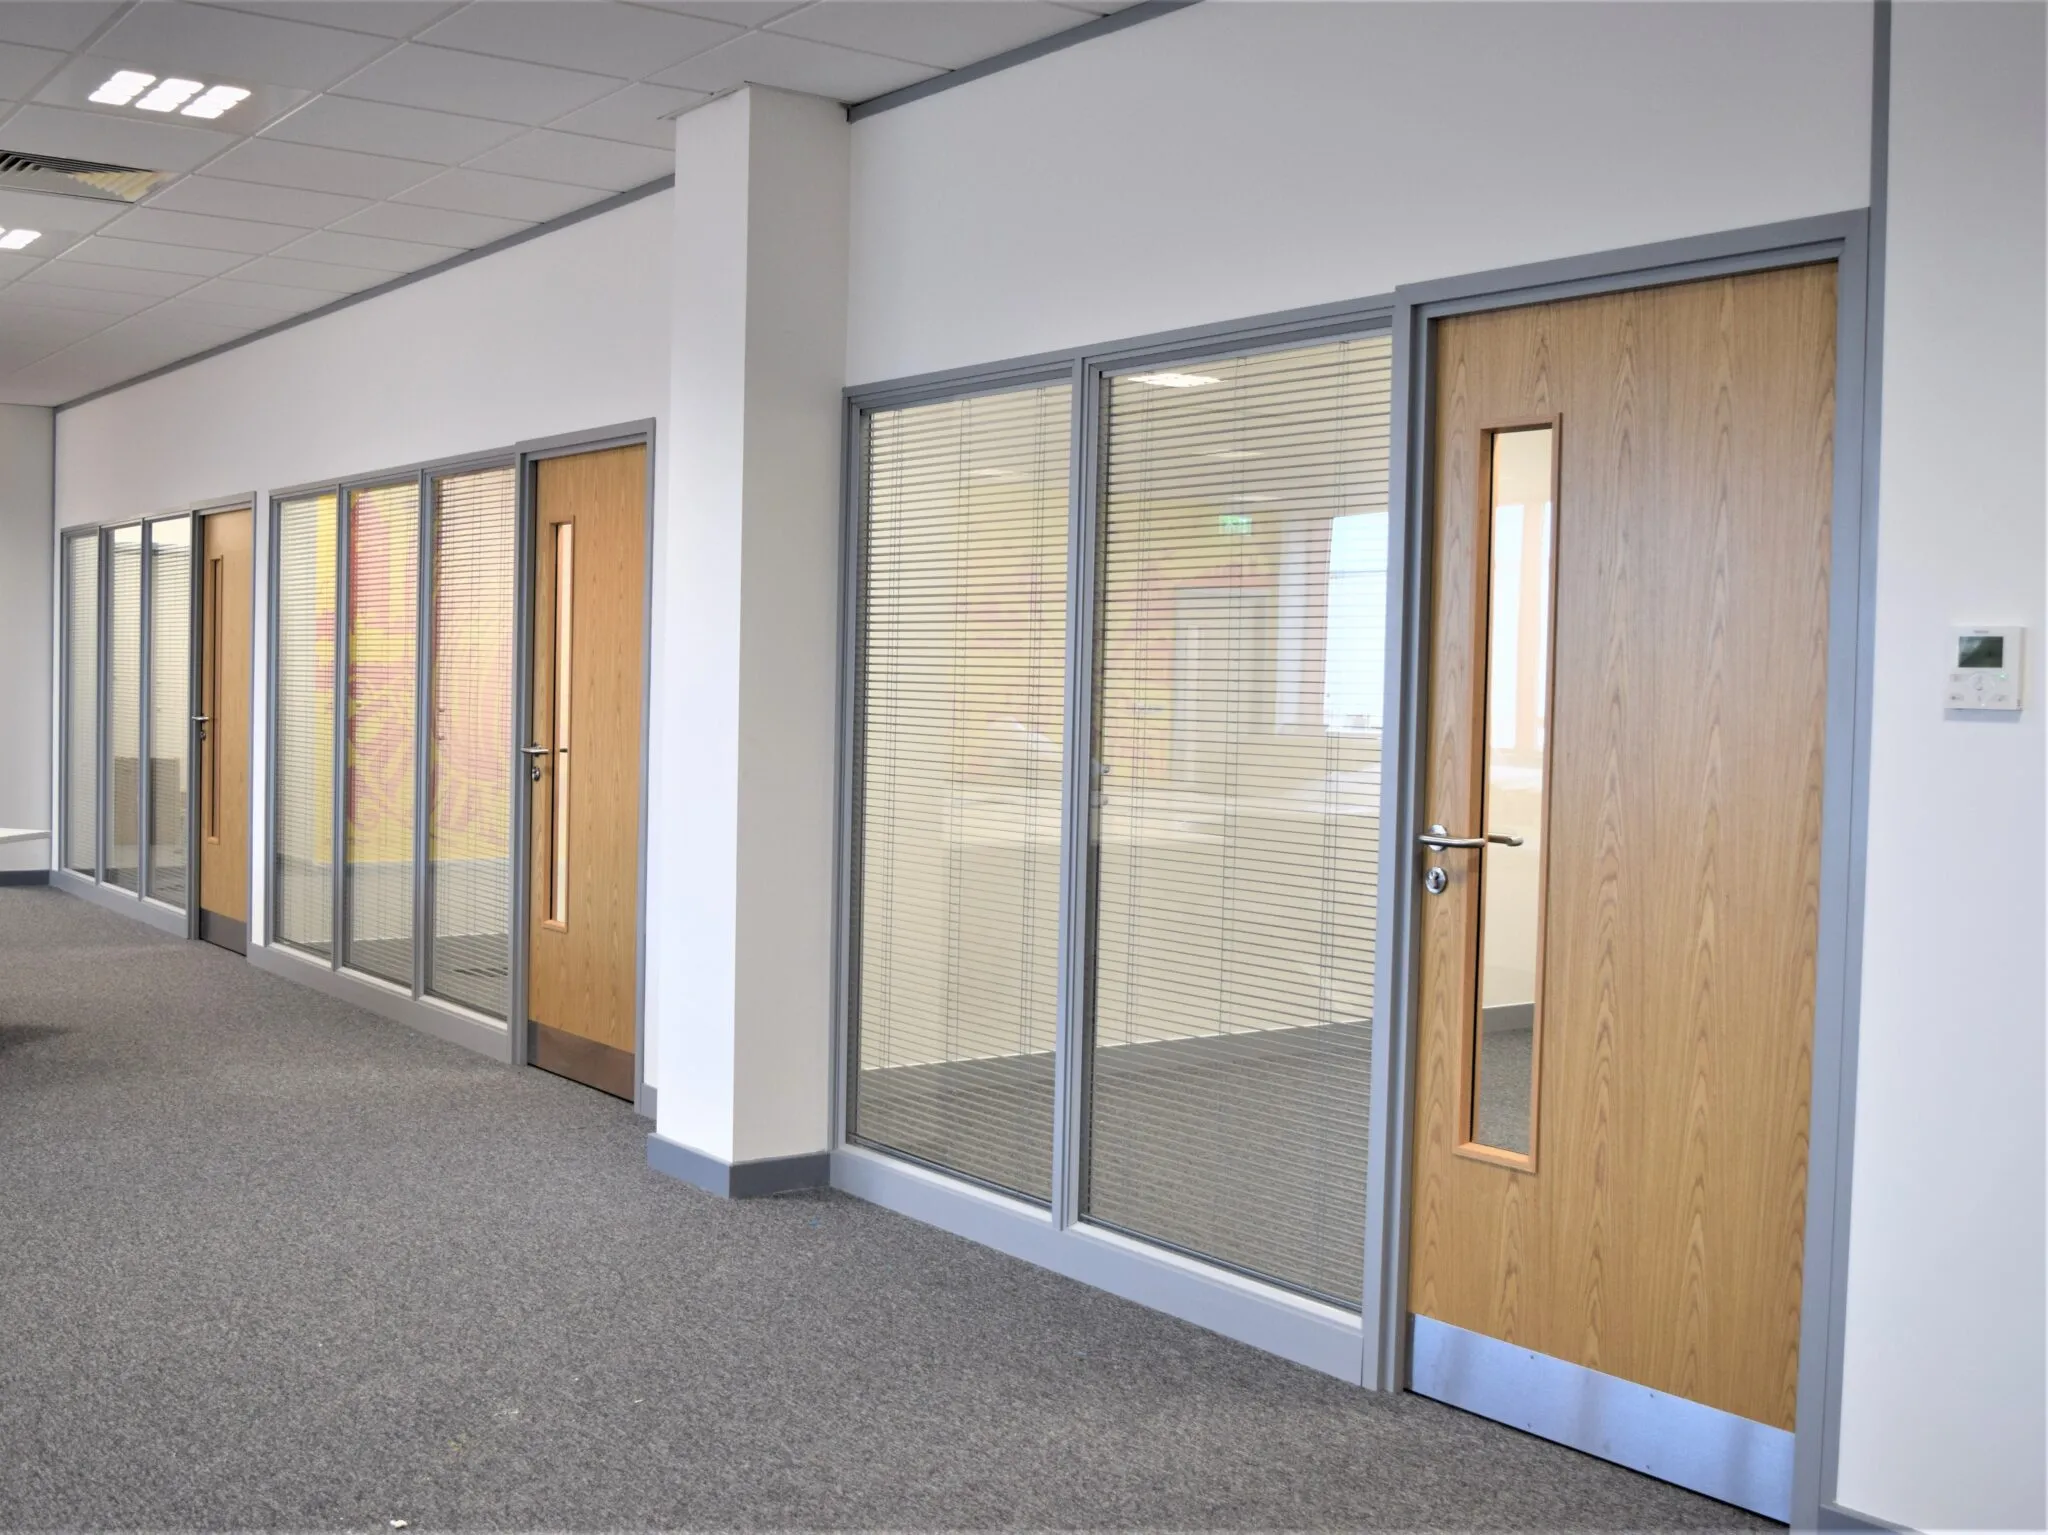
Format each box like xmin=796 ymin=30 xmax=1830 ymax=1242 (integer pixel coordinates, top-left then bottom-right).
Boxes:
xmin=105 ymin=526 xmax=143 ymax=892
xmin=147 ymin=518 xmax=192 ymax=908
xmin=275 ymin=493 xmax=337 ymax=958
xmin=851 ymin=382 xmax=1072 ymax=1203
xmin=1470 ymin=427 xmax=1555 ymax=1159
xmin=1084 ymin=335 xmax=1391 ymax=1306
xmin=344 ymin=483 xmax=420 ymax=988
xmin=427 ymin=466 xmax=517 ymax=1018
xmin=64 ymin=535 xmax=99 ymax=876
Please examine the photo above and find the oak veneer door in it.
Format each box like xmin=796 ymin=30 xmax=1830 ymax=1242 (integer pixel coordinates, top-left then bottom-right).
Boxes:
xmin=1408 ymin=265 xmax=1834 ymax=1509
xmin=197 ymin=507 xmax=252 ymax=951
xmin=526 ymin=445 xmax=646 ymax=1100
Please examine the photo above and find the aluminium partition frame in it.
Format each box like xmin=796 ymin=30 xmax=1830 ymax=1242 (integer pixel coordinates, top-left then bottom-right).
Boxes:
xmin=830 ymin=210 xmax=1878 ymax=1533
xmin=258 ymin=421 xmax=658 ymax=1116
xmin=52 ymin=503 xmax=237 ymax=941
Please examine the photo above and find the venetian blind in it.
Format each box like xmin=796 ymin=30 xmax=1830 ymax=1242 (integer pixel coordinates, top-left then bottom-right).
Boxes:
xmin=105 ymin=526 xmax=142 ymax=892
xmin=1083 ymin=335 xmax=1392 ymax=1306
xmin=343 ymin=482 xmax=420 ymax=988
xmin=275 ymin=493 xmax=337 ymax=958
xmin=427 ymin=466 xmax=517 ymax=1019
xmin=850 ymin=382 xmax=1073 ymax=1203
xmin=147 ymin=517 xmax=191 ymax=909
xmin=63 ymin=534 xmax=98 ymax=876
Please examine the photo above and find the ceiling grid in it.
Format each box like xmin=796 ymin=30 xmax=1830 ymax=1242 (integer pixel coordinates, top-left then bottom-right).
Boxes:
xmin=0 ymin=0 xmax=1137 ymax=404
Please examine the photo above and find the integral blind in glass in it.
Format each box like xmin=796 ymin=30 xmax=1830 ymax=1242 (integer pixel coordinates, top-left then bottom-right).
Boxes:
xmin=426 ymin=466 xmax=517 ymax=1018
xmin=1469 ymin=426 xmax=1556 ymax=1159
xmin=147 ymin=517 xmax=192 ymax=909
xmin=851 ymin=382 xmax=1073 ymax=1203
xmin=344 ymin=482 xmax=420 ymax=988
xmin=105 ymin=525 xmax=143 ymax=892
xmin=274 ymin=492 xmax=337 ymax=957
xmin=1084 ymin=336 xmax=1392 ymax=1307
xmin=64 ymin=535 xmax=98 ymax=876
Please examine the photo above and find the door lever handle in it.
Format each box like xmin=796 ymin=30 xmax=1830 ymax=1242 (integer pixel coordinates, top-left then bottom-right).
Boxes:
xmin=1417 ymin=823 xmax=1524 ymax=851
xmin=520 ymin=744 xmax=549 ymax=756
xmin=522 ymin=743 xmax=549 ymax=782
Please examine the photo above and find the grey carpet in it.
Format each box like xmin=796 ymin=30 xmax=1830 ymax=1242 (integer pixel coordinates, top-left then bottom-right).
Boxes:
xmin=0 ymin=888 xmax=1769 ymax=1532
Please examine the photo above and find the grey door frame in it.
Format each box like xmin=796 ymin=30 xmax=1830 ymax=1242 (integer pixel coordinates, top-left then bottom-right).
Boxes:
xmin=1372 ymin=208 xmax=1880 ymax=1532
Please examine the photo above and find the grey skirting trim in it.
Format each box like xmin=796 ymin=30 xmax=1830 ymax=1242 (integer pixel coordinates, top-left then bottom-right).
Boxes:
xmin=647 ymin=1133 xmax=830 ymax=1199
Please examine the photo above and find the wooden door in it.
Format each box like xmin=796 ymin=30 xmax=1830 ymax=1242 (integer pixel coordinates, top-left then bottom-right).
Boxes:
xmin=526 ymin=445 xmax=646 ymax=1100
xmin=1409 ymin=266 xmax=1835 ymax=1436
xmin=197 ymin=507 xmax=252 ymax=949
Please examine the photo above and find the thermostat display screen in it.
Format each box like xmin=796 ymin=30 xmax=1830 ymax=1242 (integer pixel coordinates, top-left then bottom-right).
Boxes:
xmin=1958 ymin=635 xmax=2006 ymax=669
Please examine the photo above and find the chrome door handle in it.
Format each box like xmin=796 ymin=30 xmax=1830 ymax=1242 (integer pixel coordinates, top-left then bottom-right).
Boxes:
xmin=192 ymin=715 xmax=210 ymax=724
xmin=1417 ymin=823 xmax=1524 ymax=850
xmin=522 ymin=743 xmax=549 ymax=782
xmin=521 ymin=744 xmax=549 ymax=755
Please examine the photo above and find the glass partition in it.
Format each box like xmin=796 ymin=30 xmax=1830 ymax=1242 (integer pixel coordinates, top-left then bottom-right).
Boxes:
xmin=63 ymin=534 xmax=99 ymax=877
xmin=105 ymin=526 xmax=143 ymax=892
xmin=1081 ymin=335 xmax=1392 ymax=1307
xmin=147 ymin=517 xmax=192 ymax=908
xmin=275 ymin=493 xmax=338 ymax=957
xmin=343 ymin=482 xmax=420 ymax=988
xmin=849 ymin=381 xmax=1073 ymax=1203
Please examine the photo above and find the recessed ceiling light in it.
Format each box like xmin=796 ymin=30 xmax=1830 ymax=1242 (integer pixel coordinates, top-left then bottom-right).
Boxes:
xmin=87 ymin=69 xmax=252 ymax=119
xmin=1130 ymin=371 xmax=1221 ymax=389
xmin=0 ymin=229 xmax=43 ymax=250
xmin=135 ymin=77 xmax=205 ymax=113
xmin=181 ymin=85 xmax=251 ymax=120
xmin=88 ymin=70 xmax=156 ymax=107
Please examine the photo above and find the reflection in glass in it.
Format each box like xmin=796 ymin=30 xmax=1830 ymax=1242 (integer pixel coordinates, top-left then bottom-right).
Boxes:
xmin=850 ymin=382 xmax=1072 ymax=1203
xmin=1471 ymin=426 xmax=1555 ymax=1159
xmin=105 ymin=526 xmax=143 ymax=892
xmin=1085 ymin=335 xmax=1392 ymax=1306
xmin=64 ymin=535 xmax=99 ymax=876
xmin=344 ymin=482 xmax=419 ymax=987
xmin=148 ymin=518 xmax=192 ymax=908
xmin=275 ymin=494 xmax=337 ymax=957
xmin=427 ymin=466 xmax=517 ymax=1018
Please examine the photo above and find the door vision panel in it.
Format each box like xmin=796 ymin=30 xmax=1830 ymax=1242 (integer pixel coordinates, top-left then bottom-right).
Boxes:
xmin=526 ymin=445 xmax=646 ymax=1100
xmin=1408 ymin=266 xmax=1835 ymax=1512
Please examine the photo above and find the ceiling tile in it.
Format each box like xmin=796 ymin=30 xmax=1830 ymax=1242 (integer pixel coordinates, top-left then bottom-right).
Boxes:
xmin=417 ymin=3 xmax=740 ymax=80
xmin=0 ymin=226 xmax=86 ymax=259
xmin=275 ymin=228 xmax=458 ymax=273
xmin=0 ymin=39 xmax=65 ymax=98
xmin=390 ymin=167 xmax=601 ymax=221
xmin=0 ymin=4 xmax=125 ymax=52
xmin=767 ymin=1 xmax=1086 ymax=71
xmin=62 ymin=235 xmax=251 ymax=277
xmin=0 ymin=301 xmax=111 ymax=352
xmin=21 ymin=310 xmax=253 ymax=385
xmin=332 ymin=44 xmax=623 ymax=125
xmin=0 ymin=187 xmax=129 ymax=235
xmin=0 ymin=250 xmax=45 ymax=284
xmin=145 ymin=175 xmax=372 ymax=228
xmin=651 ymin=28 xmax=940 ymax=99
xmin=258 ymin=91 xmax=525 ymax=161
xmin=0 ymin=103 xmax=239 ymax=172
xmin=100 ymin=205 xmax=306 ymax=254
xmin=462 ymin=129 xmax=672 ymax=190
xmin=198 ymin=3 xmax=463 ymax=39
xmin=628 ymin=2 xmax=811 ymax=23
xmin=1049 ymin=0 xmax=1142 ymax=12
xmin=91 ymin=1 xmax=398 ymax=92
xmin=331 ymin=200 xmax=530 ymax=247
xmin=546 ymin=82 xmax=704 ymax=148
xmin=231 ymin=253 xmax=392 ymax=292
xmin=203 ymin=137 xmax=439 ymax=198
xmin=0 ymin=279 xmax=161 ymax=315
xmin=186 ymin=275 xmax=338 ymax=315
xmin=20 ymin=258 xmax=204 ymax=297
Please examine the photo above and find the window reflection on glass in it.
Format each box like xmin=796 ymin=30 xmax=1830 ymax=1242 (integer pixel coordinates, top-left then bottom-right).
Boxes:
xmin=1470 ymin=425 xmax=1555 ymax=1160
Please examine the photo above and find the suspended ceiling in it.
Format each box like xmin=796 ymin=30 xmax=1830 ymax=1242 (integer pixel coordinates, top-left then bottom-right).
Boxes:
xmin=0 ymin=0 xmax=1136 ymax=406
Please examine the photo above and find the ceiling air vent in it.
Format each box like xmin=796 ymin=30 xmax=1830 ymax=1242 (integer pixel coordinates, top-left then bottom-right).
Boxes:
xmin=0 ymin=151 xmax=171 ymax=204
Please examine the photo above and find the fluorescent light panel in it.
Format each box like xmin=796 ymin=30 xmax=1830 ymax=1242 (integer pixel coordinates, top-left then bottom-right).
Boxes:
xmin=0 ymin=229 xmax=43 ymax=250
xmin=88 ymin=70 xmax=251 ymax=119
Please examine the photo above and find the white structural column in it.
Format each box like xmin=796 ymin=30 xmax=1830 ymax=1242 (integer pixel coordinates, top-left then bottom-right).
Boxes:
xmin=644 ymin=86 xmax=850 ymax=1190
xmin=0 ymin=405 xmax=53 ymax=877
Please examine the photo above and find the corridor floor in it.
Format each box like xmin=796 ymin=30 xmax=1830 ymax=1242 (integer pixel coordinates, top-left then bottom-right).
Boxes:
xmin=0 ymin=888 xmax=1768 ymax=1532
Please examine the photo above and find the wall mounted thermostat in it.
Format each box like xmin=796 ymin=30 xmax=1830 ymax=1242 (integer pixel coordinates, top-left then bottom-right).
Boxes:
xmin=1945 ymin=626 xmax=2024 ymax=711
